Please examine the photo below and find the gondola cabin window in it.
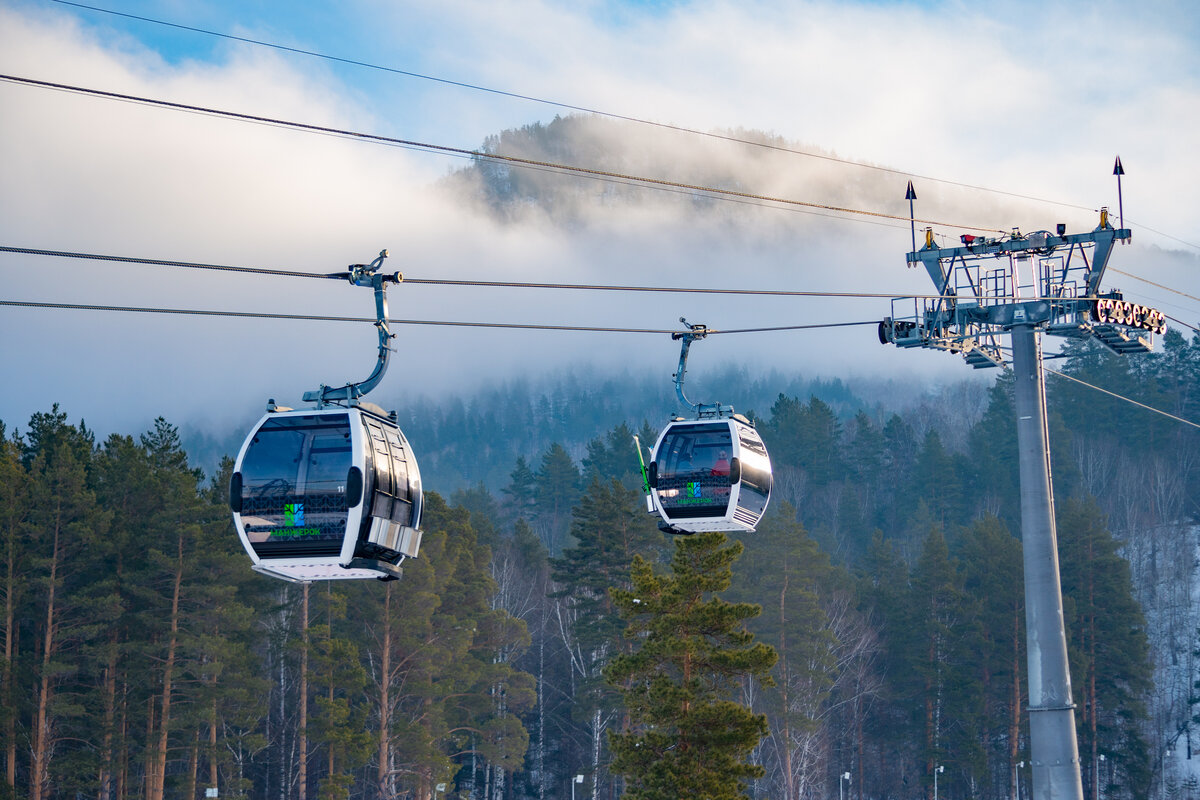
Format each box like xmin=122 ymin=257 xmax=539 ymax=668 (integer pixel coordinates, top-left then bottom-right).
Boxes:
xmin=655 ymin=423 xmax=734 ymax=519
xmin=238 ymin=414 xmax=352 ymax=550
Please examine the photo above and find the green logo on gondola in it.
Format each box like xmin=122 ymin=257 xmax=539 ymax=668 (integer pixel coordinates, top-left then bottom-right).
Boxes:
xmin=285 ymin=503 xmax=305 ymax=526
xmin=688 ymin=482 xmax=701 ymax=498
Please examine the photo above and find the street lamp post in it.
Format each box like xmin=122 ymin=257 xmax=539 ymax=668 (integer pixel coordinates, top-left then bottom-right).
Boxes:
xmin=1016 ymin=761 xmax=1025 ymax=800
xmin=571 ymin=774 xmax=583 ymax=800
xmin=839 ymin=771 xmax=850 ymax=800
xmin=934 ymin=765 xmax=944 ymax=800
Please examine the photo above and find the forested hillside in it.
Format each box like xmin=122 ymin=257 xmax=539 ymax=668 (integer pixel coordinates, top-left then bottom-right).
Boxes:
xmin=2 ymin=328 xmax=1196 ymax=800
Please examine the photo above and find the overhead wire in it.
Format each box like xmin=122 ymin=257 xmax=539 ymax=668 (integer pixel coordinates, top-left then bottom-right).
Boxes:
xmin=3 ymin=250 xmax=1194 ymax=424
xmin=1164 ymin=315 xmax=1200 ymax=334
xmin=1102 ymin=268 xmax=1200 ymax=332
xmin=403 ymin=277 xmax=915 ymax=299
xmin=7 ymin=15 xmax=1197 ymax=418
xmin=46 ymin=0 xmax=1200 ymax=253
xmin=0 ymin=244 xmax=928 ymax=298
xmin=0 ymin=299 xmax=671 ymax=333
xmin=0 ymin=73 xmax=1006 ymax=234
xmin=6 ymin=245 xmax=1198 ymax=314
xmin=924 ymin=342 xmax=1200 ymax=428
xmin=1043 ymin=368 xmax=1200 ymax=430
xmin=1124 ymin=224 xmax=1200 ymax=252
xmin=40 ymin=0 xmax=1115 ymax=218
xmin=0 ymin=244 xmax=1097 ymax=303
xmin=7 ymin=8 xmax=1196 ymax=442
xmin=0 ymin=299 xmax=878 ymax=336
xmin=4 ymin=296 xmax=1191 ymax=429
xmin=10 ymin=3 xmax=1196 ymax=252
xmin=474 ymin=159 xmax=915 ymax=230
xmin=0 ymin=245 xmax=345 ymax=280
xmin=6 ymin=70 xmax=1197 ymax=244
xmin=1108 ymin=268 xmax=1200 ymax=305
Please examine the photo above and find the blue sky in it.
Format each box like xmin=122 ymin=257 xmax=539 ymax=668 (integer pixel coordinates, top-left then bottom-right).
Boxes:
xmin=1 ymin=0 xmax=1198 ymax=439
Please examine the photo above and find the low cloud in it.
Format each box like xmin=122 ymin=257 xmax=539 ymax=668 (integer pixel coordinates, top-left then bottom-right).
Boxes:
xmin=0 ymin=1 xmax=1195 ymax=440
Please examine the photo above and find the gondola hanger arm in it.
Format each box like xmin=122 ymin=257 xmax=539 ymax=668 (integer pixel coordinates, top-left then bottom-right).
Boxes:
xmin=672 ymin=318 xmax=731 ymax=419
xmin=304 ymin=250 xmax=402 ymax=408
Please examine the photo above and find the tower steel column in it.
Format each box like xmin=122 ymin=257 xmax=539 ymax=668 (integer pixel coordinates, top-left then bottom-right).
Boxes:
xmin=883 ymin=188 xmax=1151 ymax=799
xmin=1011 ymin=324 xmax=1083 ymax=800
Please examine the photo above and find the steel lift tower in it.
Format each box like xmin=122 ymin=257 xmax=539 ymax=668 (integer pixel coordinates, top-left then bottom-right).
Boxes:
xmin=880 ymin=164 xmax=1164 ymax=800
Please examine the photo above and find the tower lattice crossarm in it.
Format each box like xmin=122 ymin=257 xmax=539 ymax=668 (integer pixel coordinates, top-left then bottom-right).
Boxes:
xmin=880 ymin=209 xmax=1162 ymax=368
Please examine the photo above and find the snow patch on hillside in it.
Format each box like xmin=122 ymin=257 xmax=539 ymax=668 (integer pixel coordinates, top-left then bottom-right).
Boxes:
xmin=1126 ymin=521 xmax=1200 ymax=794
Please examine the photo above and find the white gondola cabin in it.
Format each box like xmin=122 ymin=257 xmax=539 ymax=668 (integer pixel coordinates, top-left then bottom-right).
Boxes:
xmin=230 ymin=405 xmax=423 ymax=582
xmin=648 ymin=415 xmax=772 ymax=534
xmin=228 ymin=250 xmax=424 ymax=582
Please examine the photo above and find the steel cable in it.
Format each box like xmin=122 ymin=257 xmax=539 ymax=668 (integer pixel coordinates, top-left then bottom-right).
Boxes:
xmin=0 ymin=73 xmax=1007 ymax=233
xmin=0 ymin=298 xmax=876 ymax=335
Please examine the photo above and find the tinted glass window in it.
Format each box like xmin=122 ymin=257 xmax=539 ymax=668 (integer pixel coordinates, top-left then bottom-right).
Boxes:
xmin=308 ymin=433 xmax=353 ymax=490
xmin=241 ymin=425 xmax=305 ymax=496
xmin=735 ymin=425 xmax=771 ymax=519
xmin=239 ymin=414 xmax=352 ymax=549
xmin=736 ymin=463 xmax=770 ymax=518
xmin=363 ymin=418 xmax=416 ymax=530
xmin=656 ymin=423 xmax=733 ymax=519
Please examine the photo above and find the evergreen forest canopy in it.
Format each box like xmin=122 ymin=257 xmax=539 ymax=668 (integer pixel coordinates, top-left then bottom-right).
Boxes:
xmin=2 ymin=329 xmax=1198 ymax=800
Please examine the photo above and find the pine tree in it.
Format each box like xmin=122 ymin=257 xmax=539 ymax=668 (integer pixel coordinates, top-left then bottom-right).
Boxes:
xmin=89 ymin=432 xmax=154 ymax=800
xmin=502 ymin=456 xmax=538 ymax=529
xmin=859 ymin=531 xmax=914 ymax=798
xmin=1058 ymin=497 xmax=1152 ymax=798
xmin=549 ymin=478 xmax=663 ymax=798
xmin=833 ymin=483 xmax=874 ymax=566
xmin=906 ymin=528 xmax=983 ymax=798
xmin=451 ymin=482 xmax=503 ymax=549
xmin=437 ymin=495 xmax=535 ymax=798
xmin=581 ymin=422 xmax=642 ymax=489
xmin=607 ymin=532 xmax=777 ymax=800
xmin=309 ymin=588 xmax=372 ymax=800
xmin=22 ymin=410 xmax=108 ymax=800
xmin=187 ymin=459 xmax=271 ymax=799
xmin=797 ymin=397 xmax=845 ymax=487
xmin=877 ymin=414 xmax=918 ymax=534
xmin=133 ymin=418 xmax=213 ymax=800
xmin=359 ymin=500 xmax=454 ymax=799
xmin=762 ymin=394 xmax=804 ymax=467
xmin=761 ymin=395 xmax=845 ymax=488
xmin=0 ymin=424 xmax=29 ymax=797
xmin=906 ymin=431 xmax=970 ymax=529
xmin=957 ymin=516 xmax=1025 ymax=799
xmin=498 ymin=517 xmax=557 ymax=799
xmin=533 ymin=443 xmax=582 ymax=553
xmin=728 ymin=505 xmax=840 ymax=800
xmin=364 ymin=494 xmax=534 ymax=799
xmin=845 ymin=411 xmax=884 ymax=486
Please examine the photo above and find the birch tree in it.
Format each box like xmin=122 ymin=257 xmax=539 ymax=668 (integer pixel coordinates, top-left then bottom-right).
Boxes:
xmin=549 ymin=479 xmax=662 ymax=800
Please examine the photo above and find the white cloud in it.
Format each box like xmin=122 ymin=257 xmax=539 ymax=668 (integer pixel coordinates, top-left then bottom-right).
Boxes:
xmin=0 ymin=0 xmax=1196 ymax=441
